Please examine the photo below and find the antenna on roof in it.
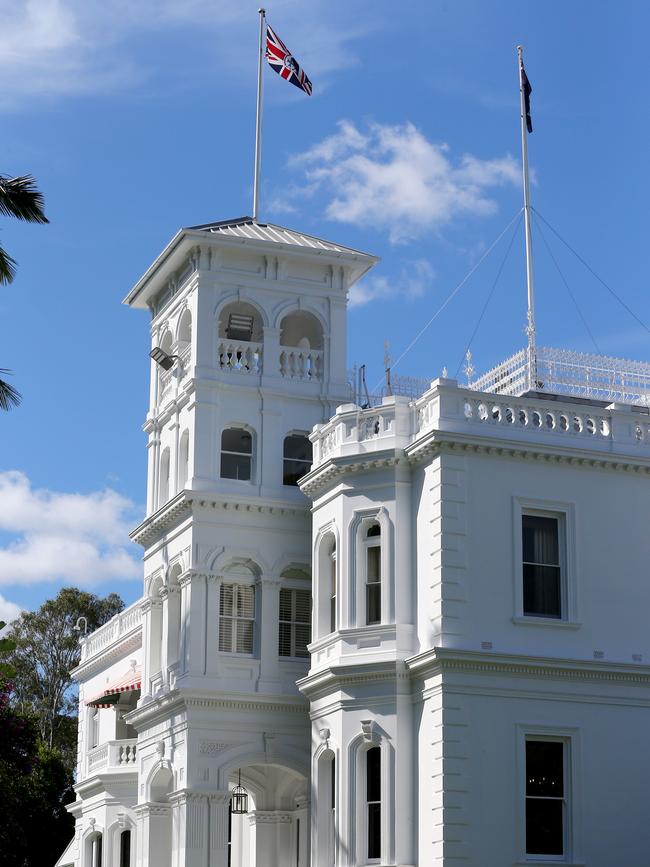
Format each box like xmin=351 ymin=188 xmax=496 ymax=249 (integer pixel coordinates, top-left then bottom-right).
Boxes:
xmin=359 ymin=364 xmax=371 ymax=408
xmin=384 ymin=340 xmax=393 ymax=396
xmin=517 ymin=45 xmax=537 ymax=391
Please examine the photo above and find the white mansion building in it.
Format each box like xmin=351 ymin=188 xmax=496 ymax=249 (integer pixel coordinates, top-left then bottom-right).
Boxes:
xmin=57 ymin=217 xmax=650 ymax=867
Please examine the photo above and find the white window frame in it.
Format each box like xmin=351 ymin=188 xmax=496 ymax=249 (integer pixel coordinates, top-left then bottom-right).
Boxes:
xmin=516 ymin=724 xmax=581 ymax=865
xmin=218 ymin=583 xmax=256 ymax=654
xmin=278 ymin=586 xmax=311 ymax=658
xmin=512 ymin=498 xmax=579 ymax=627
xmin=351 ymin=510 xmax=391 ymax=629
xmin=363 ymin=525 xmax=382 ymax=626
xmin=330 ymin=548 xmax=337 ymax=634
xmin=351 ymin=737 xmax=390 ymax=866
xmin=220 ymin=426 xmax=254 ymax=482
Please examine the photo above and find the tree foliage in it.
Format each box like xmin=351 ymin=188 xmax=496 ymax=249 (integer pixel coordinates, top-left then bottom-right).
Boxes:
xmin=0 ymin=171 xmax=48 ymax=410
xmin=0 ymin=681 xmax=74 ymax=867
xmin=8 ymin=588 xmax=124 ymax=771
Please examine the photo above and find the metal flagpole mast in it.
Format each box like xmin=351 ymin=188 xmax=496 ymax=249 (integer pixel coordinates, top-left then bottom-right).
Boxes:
xmin=253 ymin=8 xmax=266 ymax=222
xmin=517 ymin=44 xmax=537 ymax=391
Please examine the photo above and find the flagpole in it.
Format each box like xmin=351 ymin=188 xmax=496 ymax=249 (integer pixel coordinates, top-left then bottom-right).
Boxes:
xmin=517 ymin=44 xmax=537 ymax=391
xmin=253 ymin=8 xmax=266 ymax=222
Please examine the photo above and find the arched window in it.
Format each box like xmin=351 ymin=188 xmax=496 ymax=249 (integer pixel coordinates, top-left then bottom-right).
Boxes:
xmin=218 ymin=301 xmax=264 ymax=373
xmin=283 ymin=434 xmax=313 ymax=486
xmin=91 ymin=833 xmax=103 ymax=867
xmin=365 ymin=524 xmax=381 ymax=625
xmin=159 ymin=447 xmax=170 ymax=507
xmin=366 ymin=747 xmax=381 ymax=860
xmin=177 ymin=308 xmax=192 ymax=346
xmin=317 ymin=751 xmax=336 ymax=866
xmin=330 ymin=542 xmax=337 ymax=633
xmin=120 ymin=829 xmax=131 ymax=867
xmin=221 ymin=428 xmax=253 ymax=481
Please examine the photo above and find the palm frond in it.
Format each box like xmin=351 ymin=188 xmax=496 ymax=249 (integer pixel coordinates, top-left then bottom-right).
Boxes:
xmin=0 ymin=244 xmax=17 ymax=285
xmin=0 ymin=370 xmax=21 ymax=410
xmin=0 ymin=174 xmax=48 ymax=223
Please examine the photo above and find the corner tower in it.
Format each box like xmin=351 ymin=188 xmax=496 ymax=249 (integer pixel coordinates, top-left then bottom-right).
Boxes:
xmin=123 ymin=217 xmax=376 ymax=867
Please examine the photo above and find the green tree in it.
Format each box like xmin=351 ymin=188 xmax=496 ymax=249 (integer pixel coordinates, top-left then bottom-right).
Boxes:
xmin=0 ymin=172 xmax=49 ymax=410
xmin=8 ymin=588 xmax=124 ymax=771
xmin=0 ymin=680 xmax=74 ymax=867
xmin=0 ymin=621 xmax=16 ymax=679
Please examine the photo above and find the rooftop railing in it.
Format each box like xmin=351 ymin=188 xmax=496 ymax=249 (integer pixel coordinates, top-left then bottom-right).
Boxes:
xmin=470 ymin=346 xmax=650 ymax=406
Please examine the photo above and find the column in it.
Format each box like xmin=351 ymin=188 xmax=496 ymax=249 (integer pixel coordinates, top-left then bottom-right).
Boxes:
xmin=178 ymin=572 xmax=208 ymax=683
xmin=169 ymin=791 xmax=209 ymax=867
xmin=141 ymin=598 xmax=163 ymax=699
xmin=135 ymin=803 xmax=172 ymax=867
xmin=256 ymin=577 xmax=281 ymax=693
xmin=250 ymin=812 xmax=293 ymax=867
xmin=209 ymin=793 xmax=231 ymax=867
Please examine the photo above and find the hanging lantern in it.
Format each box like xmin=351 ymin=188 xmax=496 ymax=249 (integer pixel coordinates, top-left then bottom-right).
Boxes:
xmin=231 ymin=769 xmax=249 ymax=814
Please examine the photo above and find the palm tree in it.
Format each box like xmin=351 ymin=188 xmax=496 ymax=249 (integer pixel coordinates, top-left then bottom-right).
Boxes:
xmin=0 ymin=173 xmax=48 ymax=410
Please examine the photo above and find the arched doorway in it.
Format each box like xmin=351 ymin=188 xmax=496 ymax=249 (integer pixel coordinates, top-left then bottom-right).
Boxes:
xmin=227 ymin=763 xmax=309 ymax=867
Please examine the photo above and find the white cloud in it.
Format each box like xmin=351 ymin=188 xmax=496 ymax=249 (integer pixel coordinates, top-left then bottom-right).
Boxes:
xmin=0 ymin=0 xmax=370 ymax=104
xmin=0 ymin=471 xmax=140 ymax=586
xmin=350 ymin=258 xmax=434 ymax=308
xmin=0 ymin=594 xmax=23 ymax=632
xmin=279 ymin=120 xmax=520 ymax=243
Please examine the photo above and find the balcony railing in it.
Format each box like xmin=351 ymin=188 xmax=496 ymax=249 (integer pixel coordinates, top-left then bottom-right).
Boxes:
xmin=309 ymin=379 xmax=650 ymax=474
xmin=86 ymin=739 xmax=137 ymax=775
xmin=218 ymin=340 xmax=263 ymax=374
xmin=279 ymin=348 xmax=323 ymax=380
xmin=80 ymin=600 xmax=142 ymax=663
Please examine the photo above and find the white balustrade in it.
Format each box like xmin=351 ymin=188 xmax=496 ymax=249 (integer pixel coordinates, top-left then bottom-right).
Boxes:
xmin=460 ymin=396 xmax=612 ymax=442
xmin=279 ymin=348 xmax=323 ymax=380
xmin=218 ymin=340 xmax=263 ymax=374
xmin=80 ymin=600 xmax=143 ymax=662
xmin=86 ymin=740 xmax=137 ymax=775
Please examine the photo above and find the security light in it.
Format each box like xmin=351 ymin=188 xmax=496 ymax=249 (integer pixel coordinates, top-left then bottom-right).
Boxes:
xmin=149 ymin=347 xmax=178 ymax=370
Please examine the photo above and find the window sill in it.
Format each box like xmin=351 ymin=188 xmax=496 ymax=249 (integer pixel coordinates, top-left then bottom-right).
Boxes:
xmin=514 ymin=861 xmax=585 ymax=866
xmin=512 ymin=616 xmax=582 ymax=629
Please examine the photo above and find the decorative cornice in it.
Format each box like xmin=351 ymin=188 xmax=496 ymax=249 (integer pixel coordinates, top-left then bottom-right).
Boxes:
xmin=300 ymin=452 xmax=400 ymax=496
xmin=125 ymin=688 xmax=307 ymax=728
xmin=407 ymin=647 xmax=650 ymax=686
xmin=130 ymin=490 xmax=309 ymax=547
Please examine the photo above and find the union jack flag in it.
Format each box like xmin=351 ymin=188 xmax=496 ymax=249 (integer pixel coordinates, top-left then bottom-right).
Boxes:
xmin=266 ymin=24 xmax=313 ymax=96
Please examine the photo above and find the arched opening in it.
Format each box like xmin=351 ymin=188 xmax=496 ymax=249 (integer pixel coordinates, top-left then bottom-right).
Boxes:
xmin=165 ymin=564 xmax=183 ymax=682
xmin=283 ymin=433 xmax=313 ymax=486
xmin=147 ymin=575 xmax=164 ymax=693
xmin=158 ymin=447 xmax=170 ymax=507
xmin=279 ymin=311 xmax=324 ymax=380
xmin=221 ymin=427 xmax=253 ymax=481
xmin=145 ymin=766 xmax=173 ymax=867
xmin=178 ymin=429 xmax=190 ymax=489
xmin=177 ymin=308 xmax=192 ymax=347
xmin=119 ymin=829 xmax=132 ymax=867
xmin=316 ymin=750 xmax=337 ymax=866
xmin=227 ymin=763 xmax=308 ymax=867
xmin=85 ymin=832 xmax=103 ymax=867
xmin=157 ymin=330 xmax=175 ymax=398
xmin=316 ymin=533 xmax=337 ymax=638
xmin=218 ymin=301 xmax=264 ymax=374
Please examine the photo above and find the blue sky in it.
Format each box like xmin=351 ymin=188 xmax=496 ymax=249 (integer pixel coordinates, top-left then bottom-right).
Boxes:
xmin=1 ymin=0 xmax=649 ymax=619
